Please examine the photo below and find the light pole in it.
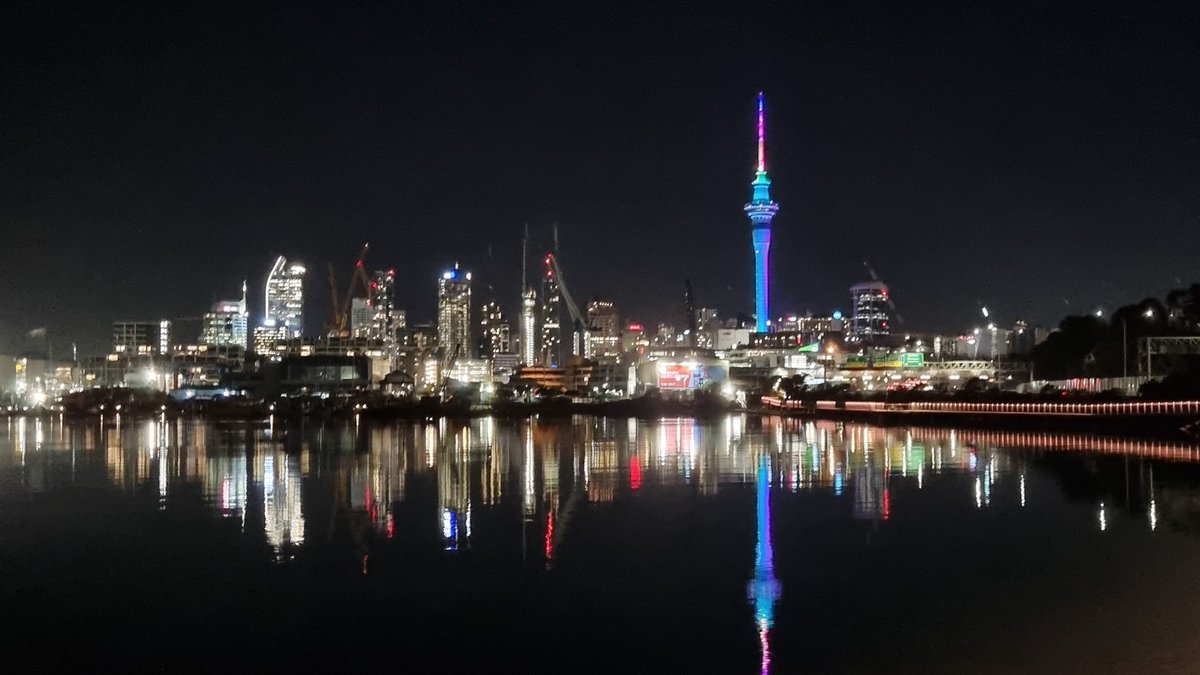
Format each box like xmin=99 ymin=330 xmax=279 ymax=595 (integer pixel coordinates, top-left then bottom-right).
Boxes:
xmin=1117 ymin=308 xmax=1156 ymax=379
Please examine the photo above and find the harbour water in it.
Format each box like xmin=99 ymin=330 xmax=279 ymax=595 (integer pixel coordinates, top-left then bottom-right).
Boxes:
xmin=3 ymin=414 xmax=1200 ymax=672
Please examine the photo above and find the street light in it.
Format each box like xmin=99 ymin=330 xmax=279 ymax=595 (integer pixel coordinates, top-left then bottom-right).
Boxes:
xmin=1121 ymin=308 xmax=1157 ymax=379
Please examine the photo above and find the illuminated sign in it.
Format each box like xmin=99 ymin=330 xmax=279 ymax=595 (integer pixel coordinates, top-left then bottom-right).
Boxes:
xmin=844 ymin=353 xmax=925 ymax=369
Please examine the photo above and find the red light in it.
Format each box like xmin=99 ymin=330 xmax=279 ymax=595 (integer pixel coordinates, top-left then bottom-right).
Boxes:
xmin=883 ymin=488 xmax=891 ymax=521
xmin=545 ymin=511 xmax=555 ymax=560
xmin=630 ymin=454 xmax=642 ymax=490
xmin=356 ymin=261 xmax=363 ymax=267
xmin=388 ymin=268 xmax=395 ymax=276
xmin=386 ymin=513 xmax=394 ymax=539
xmin=629 ymin=323 xmax=643 ymax=331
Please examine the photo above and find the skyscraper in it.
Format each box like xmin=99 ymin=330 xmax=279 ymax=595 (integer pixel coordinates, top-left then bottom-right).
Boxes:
xmin=585 ymin=299 xmax=620 ymax=358
xmin=849 ymin=281 xmax=891 ymax=342
xmin=479 ymin=300 xmax=512 ymax=358
xmin=201 ymin=282 xmax=249 ymax=350
xmin=350 ymin=297 xmax=374 ymax=337
xmin=521 ymin=288 xmax=538 ymax=366
xmin=264 ymin=256 xmax=306 ymax=337
xmin=437 ymin=264 xmax=472 ymax=362
xmin=539 ymin=259 xmax=563 ymax=367
xmin=743 ymin=92 xmax=779 ymax=333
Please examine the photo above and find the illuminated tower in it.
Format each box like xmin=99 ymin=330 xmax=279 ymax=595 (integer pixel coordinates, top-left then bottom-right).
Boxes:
xmin=743 ymin=92 xmax=779 ymax=333
xmin=438 ymin=264 xmax=472 ymax=361
xmin=521 ymin=289 xmax=538 ymax=365
xmin=748 ymin=454 xmax=781 ymax=674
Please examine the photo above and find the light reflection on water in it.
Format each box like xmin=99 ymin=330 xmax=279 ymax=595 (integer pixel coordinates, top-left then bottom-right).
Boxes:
xmin=3 ymin=414 xmax=1199 ymax=671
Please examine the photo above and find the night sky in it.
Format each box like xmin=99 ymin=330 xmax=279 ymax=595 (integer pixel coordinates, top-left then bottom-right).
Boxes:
xmin=3 ymin=1 xmax=1199 ymax=355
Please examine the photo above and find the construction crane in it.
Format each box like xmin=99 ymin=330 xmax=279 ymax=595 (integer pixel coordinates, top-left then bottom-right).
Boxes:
xmin=684 ymin=279 xmax=698 ymax=347
xmin=326 ymin=243 xmax=372 ymax=337
xmin=546 ymin=253 xmax=588 ymax=358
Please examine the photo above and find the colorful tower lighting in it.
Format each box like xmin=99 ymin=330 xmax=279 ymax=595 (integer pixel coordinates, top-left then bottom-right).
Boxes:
xmin=748 ymin=454 xmax=781 ymax=674
xmin=744 ymin=92 xmax=779 ymax=333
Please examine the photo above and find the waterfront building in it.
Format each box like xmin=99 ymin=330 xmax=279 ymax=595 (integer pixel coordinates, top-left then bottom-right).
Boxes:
xmin=743 ymin=92 xmax=780 ymax=333
xmin=438 ymin=265 xmax=472 ymax=362
xmin=264 ymin=256 xmax=306 ymax=338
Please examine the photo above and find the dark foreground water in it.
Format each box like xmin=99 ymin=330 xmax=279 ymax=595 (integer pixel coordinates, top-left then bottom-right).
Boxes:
xmin=3 ymin=415 xmax=1200 ymax=672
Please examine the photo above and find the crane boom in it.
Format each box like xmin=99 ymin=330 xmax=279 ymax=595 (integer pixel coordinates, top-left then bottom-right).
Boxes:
xmin=546 ymin=253 xmax=588 ymax=351
xmin=326 ymin=243 xmax=372 ymax=336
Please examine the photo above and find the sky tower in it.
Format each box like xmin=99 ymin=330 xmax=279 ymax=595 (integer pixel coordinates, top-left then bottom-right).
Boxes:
xmin=744 ymin=92 xmax=779 ymax=333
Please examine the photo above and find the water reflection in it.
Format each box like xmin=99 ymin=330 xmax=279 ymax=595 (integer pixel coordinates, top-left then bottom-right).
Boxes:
xmin=748 ymin=454 xmax=780 ymax=674
xmin=4 ymin=416 xmax=1195 ymax=544
xmin=4 ymin=414 xmax=1200 ymax=670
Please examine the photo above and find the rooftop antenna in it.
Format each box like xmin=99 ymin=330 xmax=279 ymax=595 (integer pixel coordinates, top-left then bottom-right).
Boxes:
xmin=522 ymin=222 xmax=529 ymax=292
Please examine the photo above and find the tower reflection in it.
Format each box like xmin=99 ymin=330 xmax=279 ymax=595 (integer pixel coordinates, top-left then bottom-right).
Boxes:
xmin=748 ymin=454 xmax=781 ymax=674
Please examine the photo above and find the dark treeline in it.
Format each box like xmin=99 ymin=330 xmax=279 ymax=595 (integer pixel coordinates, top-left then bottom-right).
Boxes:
xmin=1029 ymin=283 xmax=1200 ymax=383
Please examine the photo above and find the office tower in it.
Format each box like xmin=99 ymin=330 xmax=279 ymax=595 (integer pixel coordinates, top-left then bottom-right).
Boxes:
xmin=585 ymin=299 xmax=620 ymax=358
xmin=540 ymin=259 xmax=562 ymax=367
xmin=849 ymin=281 xmax=891 ymax=341
xmin=264 ymin=256 xmax=306 ymax=337
xmin=200 ymin=281 xmax=249 ymax=349
xmin=480 ymin=300 xmax=512 ymax=358
xmin=350 ymin=297 xmax=374 ymax=337
xmin=437 ymin=264 xmax=472 ymax=362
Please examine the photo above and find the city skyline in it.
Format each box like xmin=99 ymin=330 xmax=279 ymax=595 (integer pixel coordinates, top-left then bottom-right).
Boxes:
xmin=3 ymin=3 xmax=1200 ymax=355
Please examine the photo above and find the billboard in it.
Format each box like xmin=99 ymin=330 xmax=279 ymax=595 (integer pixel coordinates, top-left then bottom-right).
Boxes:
xmin=656 ymin=362 xmax=727 ymax=390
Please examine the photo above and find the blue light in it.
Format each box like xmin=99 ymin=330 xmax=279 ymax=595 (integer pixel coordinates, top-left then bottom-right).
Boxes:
xmin=833 ymin=310 xmax=844 ymax=321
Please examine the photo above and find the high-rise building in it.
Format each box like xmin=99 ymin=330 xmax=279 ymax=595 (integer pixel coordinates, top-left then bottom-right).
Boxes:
xmin=585 ymin=299 xmax=620 ymax=358
xmin=743 ymin=92 xmax=780 ymax=333
xmin=370 ymin=270 xmax=401 ymax=368
xmin=849 ymin=281 xmax=891 ymax=342
xmin=112 ymin=322 xmax=157 ymax=356
xmin=350 ymin=297 xmax=374 ymax=337
xmin=200 ymin=282 xmax=249 ymax=350
xmin=479 ymin=301 xmax=512 ymax=358
xmin=540 ymin=259 xmax=563 ymax=367
xmin=264 ymin=256 xmax=306 ymax=338
xmin=437 ymin=264 xmax=472 ymax=362
xmin=520 ymin=289 xmax=538 ymax=366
